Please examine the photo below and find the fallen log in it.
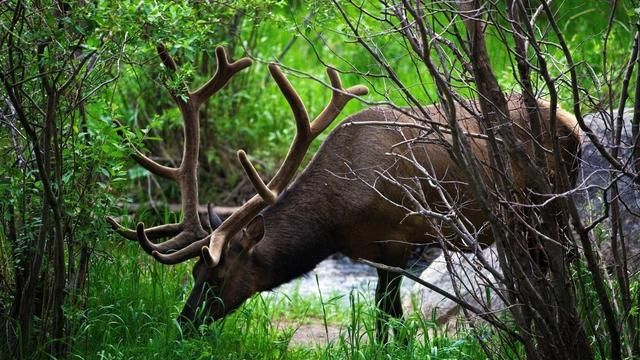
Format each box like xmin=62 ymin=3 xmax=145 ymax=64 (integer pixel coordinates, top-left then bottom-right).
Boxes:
xmin=113 ymin=202 xmax=239 ymax=218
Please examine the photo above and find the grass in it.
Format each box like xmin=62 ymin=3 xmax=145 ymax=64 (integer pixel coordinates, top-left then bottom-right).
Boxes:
xmin=68 ymin=239 xmax=490 ymax=359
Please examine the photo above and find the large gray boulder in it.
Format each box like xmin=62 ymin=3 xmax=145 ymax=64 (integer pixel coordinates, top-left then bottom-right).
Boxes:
xmin=578 ymin=110 xmax=640 ymax=270
xmin=403 ymin=246 xmax=504 ymax=327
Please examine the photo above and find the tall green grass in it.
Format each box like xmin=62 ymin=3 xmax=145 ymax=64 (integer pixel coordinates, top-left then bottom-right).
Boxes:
xmin=70 ymin=238 xmax=489 ymax=359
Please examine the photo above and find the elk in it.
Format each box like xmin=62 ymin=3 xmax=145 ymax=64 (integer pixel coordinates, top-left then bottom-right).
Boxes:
xmin=108 ymin=45 xmax=581 ymax=341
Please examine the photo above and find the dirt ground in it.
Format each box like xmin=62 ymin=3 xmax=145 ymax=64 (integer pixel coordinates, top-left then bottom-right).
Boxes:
xmin=276 ymin=320 xmax=343 ymax=347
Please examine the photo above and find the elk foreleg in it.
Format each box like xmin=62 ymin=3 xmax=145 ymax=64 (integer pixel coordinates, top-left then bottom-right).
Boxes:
xmin=375 ymin=268 xmax=404 ymax=344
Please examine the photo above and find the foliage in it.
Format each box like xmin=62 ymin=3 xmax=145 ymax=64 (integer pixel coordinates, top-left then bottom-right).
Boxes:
xmin=0 ymin=0 xmax=134 ymax=356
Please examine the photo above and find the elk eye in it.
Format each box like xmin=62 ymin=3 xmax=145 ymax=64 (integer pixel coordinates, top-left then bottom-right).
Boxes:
xmin=230 ymin=242 xmax=243 ymax=254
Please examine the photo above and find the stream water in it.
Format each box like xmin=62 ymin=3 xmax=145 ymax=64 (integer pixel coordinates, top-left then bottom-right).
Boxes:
xmin=272 ymin=254 xmax=432 ymax=302
xmin=274 ymin=256 xmax=378 ymax=299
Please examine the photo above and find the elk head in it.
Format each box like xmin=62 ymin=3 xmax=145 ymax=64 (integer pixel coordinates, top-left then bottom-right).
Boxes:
xmin=108 ymin=44 xmax=368 ymax=330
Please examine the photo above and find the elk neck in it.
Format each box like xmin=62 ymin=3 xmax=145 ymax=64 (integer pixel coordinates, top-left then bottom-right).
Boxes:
xmin=248 ymin=168 xmax=341 ymax=293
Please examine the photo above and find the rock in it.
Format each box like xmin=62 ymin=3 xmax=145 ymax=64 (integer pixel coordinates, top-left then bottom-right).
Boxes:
xmin=403 ymin=246 xmax=504 ymax=328
xmin=577 ymin=110 xmax=640 ymax=271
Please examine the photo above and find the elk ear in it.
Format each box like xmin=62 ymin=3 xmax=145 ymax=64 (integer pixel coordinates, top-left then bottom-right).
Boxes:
xmin=244 ymin=215 xmax=265 ymax=248
xmin=207 ymin=203 xmax=223 ymax=230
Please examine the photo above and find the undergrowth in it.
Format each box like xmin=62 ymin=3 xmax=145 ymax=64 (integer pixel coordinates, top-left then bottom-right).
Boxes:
xmin=70 ymin=240 xmax=488 ymax=360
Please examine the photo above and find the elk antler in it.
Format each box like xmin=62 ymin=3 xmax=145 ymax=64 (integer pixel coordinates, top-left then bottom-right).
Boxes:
xmin=108 ymin=44 xmax=252 ymax=263
xmin=186 ymin=65 xmax=368 ymax=267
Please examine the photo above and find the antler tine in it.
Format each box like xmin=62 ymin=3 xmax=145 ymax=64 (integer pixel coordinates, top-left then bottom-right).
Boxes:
xmin=267 ymin=64 xmax=312 ymax=138
xmin=192 ymin=46 xmax=253 ymax=107
xmin=107 ymin=216 xmax=183 ymax=241
xmin=267 ymin=64 xmax=317 ymax=194
xmin=311 ymin=67 xmax=369 ymax=135
xmin=109 ymin=216 xmax=205 ymax=258
xmin=151 ymin=237 xmax=210 ymax=265
xmin=201 ymin=65 xmax=368 ymax=267
xmin=131 ymin=152 xmax=178 ymax=180
xmin=111 ymin=119 xmax=177 ymax=180
xmin=136 ymin=223 xmax=201 ymax=255
xmin=238 ymin=150 xmax=277 ymax=204
xmin=109 ymin=218 xmax=198 ymax=257
xmin=156 ymin=43 xmax=178 ymax=72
